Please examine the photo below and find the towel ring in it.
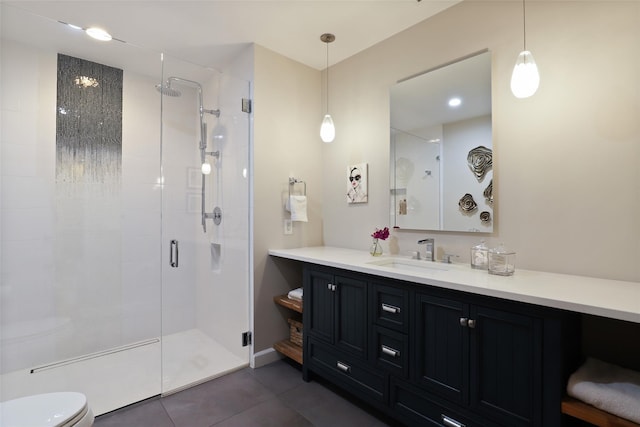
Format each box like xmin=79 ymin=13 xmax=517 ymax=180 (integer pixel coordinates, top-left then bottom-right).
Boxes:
xmin=289 ymin=177 xmax=306 ymax=198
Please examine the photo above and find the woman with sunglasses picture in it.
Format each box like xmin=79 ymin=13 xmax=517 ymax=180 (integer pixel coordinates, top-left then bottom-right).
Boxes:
xmin=347 ymin=165 xmax=367 ymax=203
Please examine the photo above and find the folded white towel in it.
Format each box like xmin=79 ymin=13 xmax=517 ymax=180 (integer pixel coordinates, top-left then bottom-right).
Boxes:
xmin=567 ymin=357 xmax=640 ymax=424
xmin=288 ymin=287 xmax=303 ymax=301
xmin=288 ymin=195 xmax=308 ymax=222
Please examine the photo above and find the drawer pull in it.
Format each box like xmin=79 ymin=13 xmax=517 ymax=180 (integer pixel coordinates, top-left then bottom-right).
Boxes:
xmin=441 ymin=415 xmax=465 ymax=427
xmin=381 ymin=303 xmax=400 ymax=314
xmin=381 ymin=345 xmax=399 ymax=358
xmin=336 ymin=361 xmax=351 ymax=373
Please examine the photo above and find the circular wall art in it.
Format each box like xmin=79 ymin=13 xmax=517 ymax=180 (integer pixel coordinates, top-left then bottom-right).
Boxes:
xmin=458 ymin=193 xmax=478 ymax=213
xmin=467 ymin=146 xmax=492 ymax=181
xmin=483 ymin=179 xmax=493 ymax=204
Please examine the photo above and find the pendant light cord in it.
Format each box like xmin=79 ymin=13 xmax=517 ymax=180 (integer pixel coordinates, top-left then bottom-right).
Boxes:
xmin=320 ymin=33 xmax=335 ymax=116
xmin=326 ymin=41 xmax=329 ymax=114
xmin=522 ymin=0 xmax=527 ymax=51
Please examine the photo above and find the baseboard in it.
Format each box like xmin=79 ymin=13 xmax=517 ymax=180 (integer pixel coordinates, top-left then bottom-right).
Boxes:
xmin=251 ymin=347 xmax=283 ymax=368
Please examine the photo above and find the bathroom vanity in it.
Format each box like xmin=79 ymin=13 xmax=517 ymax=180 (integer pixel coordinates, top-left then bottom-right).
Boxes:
xmin=268 ymin=247 xmax=640 ymax=427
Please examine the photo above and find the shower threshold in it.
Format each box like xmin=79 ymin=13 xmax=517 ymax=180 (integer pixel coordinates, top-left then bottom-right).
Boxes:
xmin=0 ymin=329 xmax=247 ymax=416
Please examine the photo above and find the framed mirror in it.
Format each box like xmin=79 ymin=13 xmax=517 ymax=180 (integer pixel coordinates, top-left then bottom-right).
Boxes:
xmin=390 ymin=50 xmax=492 ymax=232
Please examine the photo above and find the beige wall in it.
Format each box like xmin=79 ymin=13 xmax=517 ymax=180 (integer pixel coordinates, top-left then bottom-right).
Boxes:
xmin=252 ymin=45 xmax=324 ymax=354
xmin=322 ymin=1 xmax=640 ymax=283
xmin=251 ymin=2 xmax=640 ymax=362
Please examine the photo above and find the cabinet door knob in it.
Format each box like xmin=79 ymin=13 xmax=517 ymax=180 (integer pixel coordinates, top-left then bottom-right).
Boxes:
xmin=468 ymin=319 xmax=476 ymax=329
xmin=459 ymin=317 xmax=468 ymax=327
xmin=441 ymin=414 xmax=466 ymax=427
xmin=336 ymin=361 xmax=351 ymax=373
xmin=381 ymin=303 xmax=400 ymax=314
xmin=381 ymin=345 xmax=399 ymax=358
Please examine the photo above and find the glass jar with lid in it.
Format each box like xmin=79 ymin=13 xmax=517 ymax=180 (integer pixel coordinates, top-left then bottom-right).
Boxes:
xmin=470 ymin=240 xmax=489 ymax=270
xmin=488 ymin=243 xmax=516 ymax=276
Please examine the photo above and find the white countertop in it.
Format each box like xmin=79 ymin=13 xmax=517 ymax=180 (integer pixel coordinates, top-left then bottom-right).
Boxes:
xmin=269 ymin=246 xmax=640 ymax=323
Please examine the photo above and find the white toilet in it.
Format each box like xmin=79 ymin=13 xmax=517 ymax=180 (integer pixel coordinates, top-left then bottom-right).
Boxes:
xmin=0 ymin=392 xmax=93 ymax=427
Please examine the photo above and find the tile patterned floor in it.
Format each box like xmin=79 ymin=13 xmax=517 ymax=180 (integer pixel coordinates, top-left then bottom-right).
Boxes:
xmin=94 ymin=359 xmax=400 ymax=427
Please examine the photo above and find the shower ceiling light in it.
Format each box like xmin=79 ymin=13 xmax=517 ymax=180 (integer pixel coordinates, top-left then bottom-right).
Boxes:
xmin=511 ymin=0 xmax=540 ymax=98
xmin=320 ymin=33 xmax=336 ymax=143
xmin=86 ymin=27 xmax=112 ymax=41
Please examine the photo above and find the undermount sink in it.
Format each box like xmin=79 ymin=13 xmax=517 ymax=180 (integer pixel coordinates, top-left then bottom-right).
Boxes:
xmin=366 ymin=257 xmax=449 ymax=273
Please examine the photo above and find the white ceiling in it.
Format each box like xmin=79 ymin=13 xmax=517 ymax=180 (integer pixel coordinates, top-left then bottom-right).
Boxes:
xmin=2 ymin=0 xmax=461 ymax=71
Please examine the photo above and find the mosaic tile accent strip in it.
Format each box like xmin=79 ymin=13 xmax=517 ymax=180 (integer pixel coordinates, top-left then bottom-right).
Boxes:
xmin=56 ymin=54 xmax=123 ymax=183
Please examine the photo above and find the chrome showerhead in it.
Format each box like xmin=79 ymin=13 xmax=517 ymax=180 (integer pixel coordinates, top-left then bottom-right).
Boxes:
xmin=155 ymin=82 xmax=181 ymax=97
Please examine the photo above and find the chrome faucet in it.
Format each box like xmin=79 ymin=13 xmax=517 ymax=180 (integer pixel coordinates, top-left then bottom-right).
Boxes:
xmin=417 ymin=238 xmax=435 ymax=261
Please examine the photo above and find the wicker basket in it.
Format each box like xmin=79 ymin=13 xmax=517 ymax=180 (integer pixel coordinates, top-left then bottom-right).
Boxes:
xmin=288 ymin=318 xmax=303 ymax=347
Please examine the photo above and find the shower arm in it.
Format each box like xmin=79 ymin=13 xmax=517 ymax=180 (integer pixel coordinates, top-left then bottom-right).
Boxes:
xmin=166 ymin=77 xmax=220 ymax=151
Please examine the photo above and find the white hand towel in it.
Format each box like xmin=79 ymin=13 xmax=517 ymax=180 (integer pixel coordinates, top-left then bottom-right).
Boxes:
xmin=287 ymin=287 xmax=303 ymax=301
xmin=289 ymin=195 xmax=308 ymax=222
xmin=567 ymin=357 xmax=640 ymax=424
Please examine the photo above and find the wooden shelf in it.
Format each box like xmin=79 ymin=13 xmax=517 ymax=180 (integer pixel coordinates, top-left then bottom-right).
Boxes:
xmin=562 ymin=396 xmax=640 ymax=427
xmin=274 ymin=339 xmax=303 ymax=364
xmin=273 ymin=293 xmax=304 ymax=365
xmin=274 ymin=294 xmax=302 ymax=313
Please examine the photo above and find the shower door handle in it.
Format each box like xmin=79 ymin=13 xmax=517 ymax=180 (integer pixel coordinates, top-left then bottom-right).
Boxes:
xmin=170 ymin=239 xmax=179 ymax=268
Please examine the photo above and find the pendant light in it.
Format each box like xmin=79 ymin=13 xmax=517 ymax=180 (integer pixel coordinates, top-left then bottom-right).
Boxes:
xmin=510 ymin=0 xmax=540 ymax=98
xmin=320 ymin=33 xmax=336 ymax=143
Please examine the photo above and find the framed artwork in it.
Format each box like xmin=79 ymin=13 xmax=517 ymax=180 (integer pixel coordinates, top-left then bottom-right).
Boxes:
xmin=347 ymin=162 xmax=368 ymax=203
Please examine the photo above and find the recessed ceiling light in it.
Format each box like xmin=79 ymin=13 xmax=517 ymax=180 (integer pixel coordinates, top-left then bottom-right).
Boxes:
xmin=85 ymin=27 xmax=112 ymax=41
xmin=448 ymin=97 xmax=462 ymax=107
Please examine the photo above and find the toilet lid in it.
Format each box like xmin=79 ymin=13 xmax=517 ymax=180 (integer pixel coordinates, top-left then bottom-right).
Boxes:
xmin=0 ymin=392 xmax=87 ymax=427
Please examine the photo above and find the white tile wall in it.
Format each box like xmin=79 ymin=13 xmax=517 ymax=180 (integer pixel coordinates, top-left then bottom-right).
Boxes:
xmin=0 ymin=39 xmax=164 ymax=373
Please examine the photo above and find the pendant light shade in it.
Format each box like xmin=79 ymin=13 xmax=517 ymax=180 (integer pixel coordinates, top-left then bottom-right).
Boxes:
xmin=320 ymin=114 xmax=335 ymax=142
xmin=511 ymin=50 xmax=540 ymax=98
xmin=511 ymin=0 xmax=540 ymax=98
xmin=320 ymin=33 xmax=335 ymax=143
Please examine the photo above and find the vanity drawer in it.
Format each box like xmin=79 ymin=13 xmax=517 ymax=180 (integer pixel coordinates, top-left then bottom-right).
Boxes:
xmin=373 ymin=325 xmax=408 ymax=378
xmin=307 ymin=338 xmax=385 ymax=403
xmin=371 ymin=283 xmax=409 ymax=332
xmin=391 ymin=379 xmax=490 ymax=427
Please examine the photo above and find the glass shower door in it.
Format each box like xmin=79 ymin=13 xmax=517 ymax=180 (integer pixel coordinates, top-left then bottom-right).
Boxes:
xmin=160 ymin=55 xmax=250 ymax=394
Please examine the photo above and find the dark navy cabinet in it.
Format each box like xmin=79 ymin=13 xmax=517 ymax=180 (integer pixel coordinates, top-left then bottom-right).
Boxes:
xmin=411 ymin=293 xmax=543 ymax=427
xmin=305 ymin=268 xmax=368 ymax=358
xmin=302 ymin=264 xmax=579 ymax=427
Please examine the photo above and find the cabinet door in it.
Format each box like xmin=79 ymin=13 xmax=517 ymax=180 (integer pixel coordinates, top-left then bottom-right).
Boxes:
xmin=415 ymin=293 xmax=469 ymax=405
xmin=334 ymin=275 xmax=368 ymax=359
xmin=469 ymin=305 xmax=542 ymax=427
xmin=305 ymin=269 xmax=335 ymax=344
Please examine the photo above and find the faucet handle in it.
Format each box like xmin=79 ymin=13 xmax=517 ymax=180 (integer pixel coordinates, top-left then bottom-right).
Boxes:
xmin=442 ymin=253 xmax=458 ymax=264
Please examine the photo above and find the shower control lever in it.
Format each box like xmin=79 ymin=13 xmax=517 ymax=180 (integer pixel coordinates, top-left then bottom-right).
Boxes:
xmin=170 ymin=240 xmax=179 ymax=268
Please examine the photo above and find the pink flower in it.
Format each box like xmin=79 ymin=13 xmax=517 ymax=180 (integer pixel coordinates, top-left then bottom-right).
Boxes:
xmin=371 ymin=227 xmax=390 ymax=240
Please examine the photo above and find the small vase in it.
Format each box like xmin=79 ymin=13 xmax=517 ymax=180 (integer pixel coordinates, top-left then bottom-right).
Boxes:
xmin=370 ymin=238 xmax=383 ymax=256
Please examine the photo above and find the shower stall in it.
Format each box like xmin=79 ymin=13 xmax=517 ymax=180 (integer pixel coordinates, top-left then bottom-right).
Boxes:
xmin=0 ymin=4 xmax=251 ymax=416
